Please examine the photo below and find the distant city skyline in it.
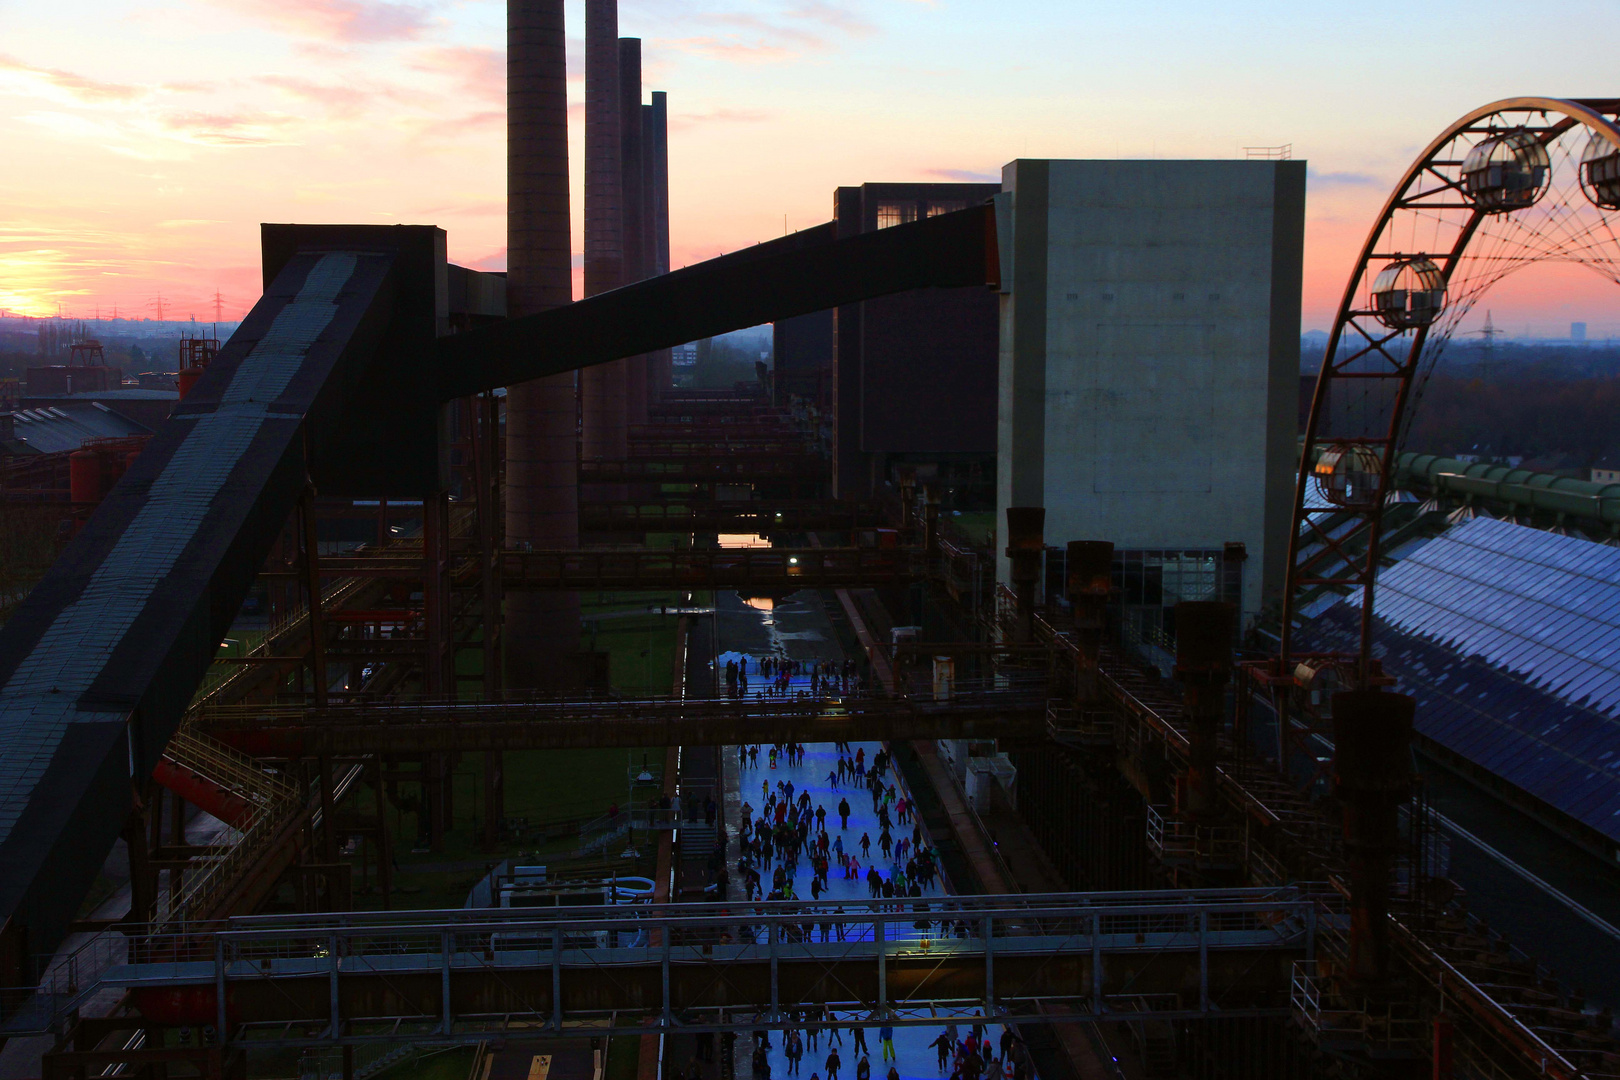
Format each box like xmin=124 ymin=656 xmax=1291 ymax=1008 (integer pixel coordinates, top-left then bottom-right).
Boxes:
xmin=3 ymin=0 xmax=1620 ymax=328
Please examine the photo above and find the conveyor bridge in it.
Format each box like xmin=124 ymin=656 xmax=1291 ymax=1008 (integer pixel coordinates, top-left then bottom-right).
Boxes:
xmin=59 ymin=889 xmax=1321 ymax=1049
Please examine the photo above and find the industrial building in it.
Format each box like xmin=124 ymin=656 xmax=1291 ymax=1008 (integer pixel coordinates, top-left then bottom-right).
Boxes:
xmin=0 ymin=16 xmax=1618 ymax=1080
xmin=996 ymin=159 xmax=1304 ymax=629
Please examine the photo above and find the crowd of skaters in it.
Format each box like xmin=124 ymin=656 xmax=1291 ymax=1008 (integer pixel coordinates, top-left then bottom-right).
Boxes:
xmin=735 ymin=1021 xmax=1033 ymax=1080
xmin=725 ymin=654 xmax=865 ymax=699
xmin=733 ymin=743 xmax=939 ymax=902
xmin=694 ymin=644 xmax=1037 ymax=1080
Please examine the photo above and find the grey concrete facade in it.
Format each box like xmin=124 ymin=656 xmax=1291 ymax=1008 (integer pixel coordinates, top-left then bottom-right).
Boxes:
xmin=996 ymin=159 xmax=1305 ymax=627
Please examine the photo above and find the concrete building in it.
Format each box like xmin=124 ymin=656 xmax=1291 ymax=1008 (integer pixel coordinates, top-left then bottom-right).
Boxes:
xmin=996 ymin=159 xmax=1305 ymax=632
xmin=833 ymin=182 xmax=1001 ymax=506
xmin=771 ymin=309 xmax=833 ymax=410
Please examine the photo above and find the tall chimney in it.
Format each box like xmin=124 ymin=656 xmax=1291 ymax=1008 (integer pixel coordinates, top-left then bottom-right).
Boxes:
xmin=646 ymin=90 xmax=672 ymax=396
xmin=580 ymin=0 xmax=627 ymax=468
xmin=505 ymin=0 xmax=578 ymax=688
xmin=619 ymin=37 xmax=648 ymax=427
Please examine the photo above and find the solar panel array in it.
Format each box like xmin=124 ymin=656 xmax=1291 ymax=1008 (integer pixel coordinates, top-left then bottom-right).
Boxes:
xmin=1350 ymin=516 xmax=1620 ymax=717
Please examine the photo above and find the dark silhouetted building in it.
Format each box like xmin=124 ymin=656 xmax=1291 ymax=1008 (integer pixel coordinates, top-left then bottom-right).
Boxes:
xmin=832 ymin=182 xmax=1000 ymax=506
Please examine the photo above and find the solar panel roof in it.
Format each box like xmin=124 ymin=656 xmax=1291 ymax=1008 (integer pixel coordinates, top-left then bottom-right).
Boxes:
xmin=1307 ymin=602 xmax=1620 ymax=843
xmin=1348 ymin=517 xmax=1620 ymax=716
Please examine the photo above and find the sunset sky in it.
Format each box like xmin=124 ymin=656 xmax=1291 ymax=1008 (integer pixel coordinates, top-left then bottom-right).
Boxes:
xmin=2 ymin=0 xmax=1618 ymax=334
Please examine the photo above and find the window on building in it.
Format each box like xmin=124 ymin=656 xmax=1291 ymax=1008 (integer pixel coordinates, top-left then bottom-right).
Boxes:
xmin=876 ymin=202 xmax=919 ymax=230
xmin=1110 ymin=548 xmax=1243 ymax=659
xmin=927 ymin=200 xmax=967 ymax=217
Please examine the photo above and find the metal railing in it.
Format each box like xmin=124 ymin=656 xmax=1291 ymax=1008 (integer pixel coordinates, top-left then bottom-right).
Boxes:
xmin=75 ymin=889 xmax=1319 ymax=1049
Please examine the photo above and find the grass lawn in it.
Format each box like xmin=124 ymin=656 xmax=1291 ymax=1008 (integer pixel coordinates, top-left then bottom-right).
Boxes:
xmin=327 ymin=591 xmax=687 ymax=912
xmin=948 ymin=510 xmax=995 ymax=547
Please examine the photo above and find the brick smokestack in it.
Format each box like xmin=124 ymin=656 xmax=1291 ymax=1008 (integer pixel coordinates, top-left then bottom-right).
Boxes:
xmin=505 ymin=0 xmax=578 ymax=687
xmin=619 ymin=36 xmax=648 ymax=427
xmin=580 ymin=0 xmax=627 ymax=466
xmin=646 ymin=90 xmax=672 ymax=396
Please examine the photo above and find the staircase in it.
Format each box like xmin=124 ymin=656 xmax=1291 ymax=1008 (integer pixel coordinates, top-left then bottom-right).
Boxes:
xmin=152 ymin=728 xmax=295 ymax=829
xmin=151 ymin=728 xmax=300 ymax=926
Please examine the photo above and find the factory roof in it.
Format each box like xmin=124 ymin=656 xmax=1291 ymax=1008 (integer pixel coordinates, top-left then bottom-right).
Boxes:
xmin=1350 ymin=517 xmax=1620 ymax=715
xmin=1312 ymin=600 xmax=1620 ymax=843
xmin=1307 ymin=516 xmax=1620 ymax=843
xmin=5 ymin=403 xmax=152 ymax=455
xmin=21 ymin=388 xmax=179 ymax=401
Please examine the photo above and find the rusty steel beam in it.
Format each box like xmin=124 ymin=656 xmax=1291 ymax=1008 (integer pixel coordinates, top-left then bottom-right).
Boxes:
xmin=580 ymin=501 xmax=886 ymax=533
xmin=192 ymin=692 xmax=1044 ymax=757
xmin=630 ymin=423 xmax=804 ymax=439
xmin=497 ymin=546 xmax=922 ymax=590
xmin=626 ymin=440 xmax=817 ymax=458
xmin=580 ymin=456 xmax=827 ymax=482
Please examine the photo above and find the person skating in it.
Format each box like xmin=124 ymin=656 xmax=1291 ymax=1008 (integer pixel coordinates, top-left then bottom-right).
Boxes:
xmin=825 ymin=1049 xmax=842 ymax=1080
xmin=838 ymin=797 xmax=851 ymax=829
xmin=851 ymin=1026 xmax=869 ymax=1055
xmin=930 ymin=1030 xmax=953 ymax=1071
xmin=854 ymin=1057 xmax=870 ymax=1080
xmin=786 ymin=1030 xmax=803 ymax=1075
xmin=878 ymin=1025 xmax=895 ymax=1062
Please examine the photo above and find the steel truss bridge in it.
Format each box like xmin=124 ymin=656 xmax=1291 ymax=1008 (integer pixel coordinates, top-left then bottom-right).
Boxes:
xmin=90 ymin=890 xmax=1318 ymax=1050
xmin=190 ymin=690 xmax=1045 ymax=757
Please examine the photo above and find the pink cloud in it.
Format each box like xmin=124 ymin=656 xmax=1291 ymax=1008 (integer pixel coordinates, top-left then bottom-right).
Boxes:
xmin=925 ymin=168 xmax=998 ymax=183
xmin=0 ymin=54 xmax=146 ymax=104
xmin=668 ymin=107 xmax=771 ymax=131
xmin=662 ymin=37 xmax=800 ymax=64
xmin=656 ymin=2 xmax=872 ymax=64
xmin=409 ymin=46 xmax=503 ymax=102
xmin=161 ymin=109 xmax=297 ymax=145
xmin=212 ymin=0 xmax=435 ymax=43
xmin=257 ymin=75 xmax=372 ymax=119
xmin=413 ymin=109 xmax=504 ymax=142
xmin=462 ymin=248 xmax=507 ymax=272
xmin=784 ymin=2 xmax=876 ymax=37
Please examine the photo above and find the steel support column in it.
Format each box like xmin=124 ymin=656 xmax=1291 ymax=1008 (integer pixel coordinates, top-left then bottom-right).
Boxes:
xmin=1175 ymin=601 xmax=1234 ymax=822
xmin=1004 ymin=508 xmax=1044 ymax=643
xmin=1331 ymin=689 xmax=1415 ymax=986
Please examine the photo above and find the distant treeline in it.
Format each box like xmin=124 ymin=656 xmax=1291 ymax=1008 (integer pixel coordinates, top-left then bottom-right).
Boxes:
xmin=1303 ymin=339 xmax=1620 ymax=380
xmin=1304 ymin=340 xmax=1620 ymax=467
xmin=1403 ymin=373 xmax=1620 ymax=466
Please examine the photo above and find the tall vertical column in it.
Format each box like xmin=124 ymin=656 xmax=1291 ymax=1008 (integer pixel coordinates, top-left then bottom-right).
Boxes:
xmin=619 ymin=37 xmax=648 ymax=427
xmin=1066 ymin=540 xmax=1113 ymax=707
xmin=1004 ymin=506 xmax=1045 ymax=642
xmin=646 ymin=90 xmax=672 ymax=397
xmin=580 ymin=0 xmax=627 ymax=466
xmin=1331 ymin=689 xmax=1415 ymax=986
xmin=1174 ymin=601 xmax=1234 ymax=821
xmin=506 ymin=0 xmax=578 ymax=689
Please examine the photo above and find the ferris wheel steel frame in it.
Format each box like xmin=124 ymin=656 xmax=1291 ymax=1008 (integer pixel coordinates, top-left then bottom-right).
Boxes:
xmin=1282 ymin=97 xmax=1620 ymax=692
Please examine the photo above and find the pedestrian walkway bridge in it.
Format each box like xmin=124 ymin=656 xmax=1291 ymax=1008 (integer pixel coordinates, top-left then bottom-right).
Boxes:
xmin=190 ymin=689 xmax=1046 ymax=757
xmin=14 ymin=889 xmax=1327 ymax=1051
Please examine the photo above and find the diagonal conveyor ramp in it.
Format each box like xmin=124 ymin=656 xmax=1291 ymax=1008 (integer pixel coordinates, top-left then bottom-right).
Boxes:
xmin=0 ymin=251 xmax=396 ymax=981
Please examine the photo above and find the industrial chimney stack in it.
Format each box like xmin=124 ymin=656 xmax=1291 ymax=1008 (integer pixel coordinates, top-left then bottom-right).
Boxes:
xmin=505 ymin=0 xmax=578 ymax=688
xmin=580 ymin=0 xmax=628 ymax=468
